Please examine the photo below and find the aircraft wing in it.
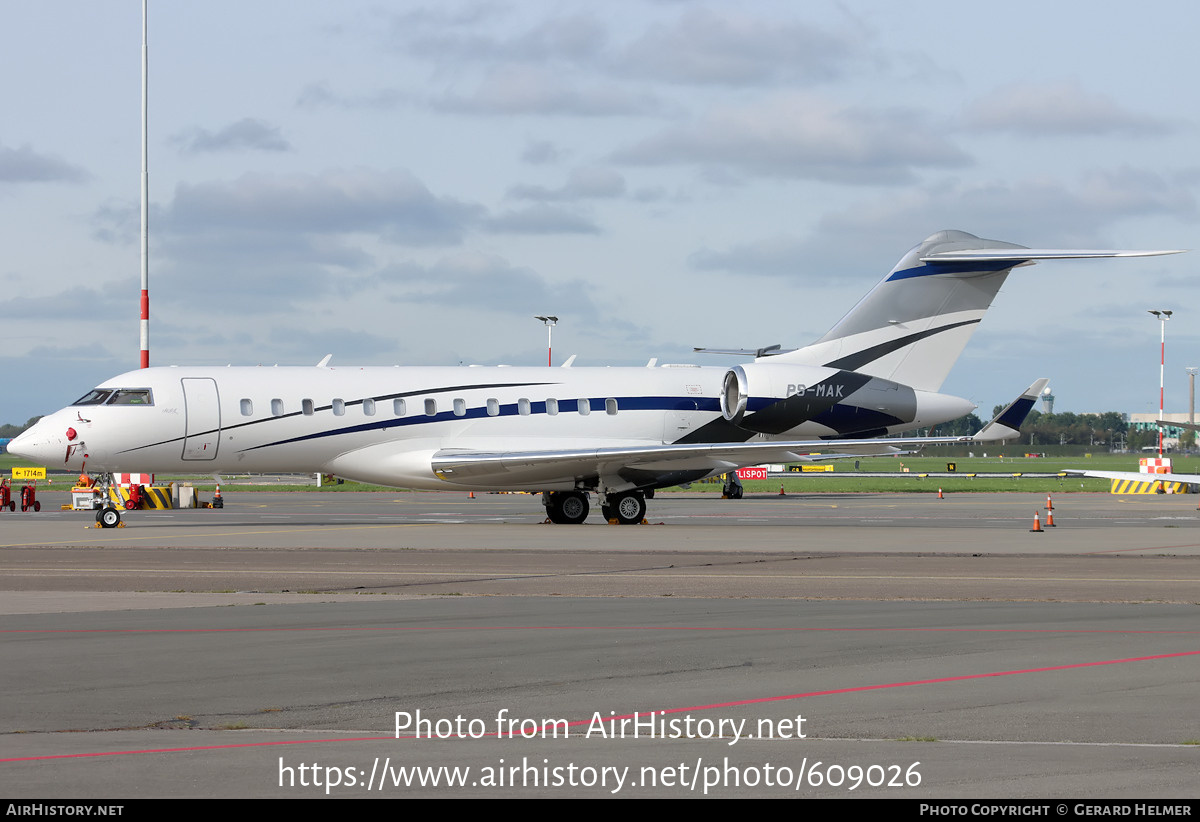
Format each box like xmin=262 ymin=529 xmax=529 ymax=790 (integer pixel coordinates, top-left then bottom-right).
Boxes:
xmin=431 ymin=434 xmax=972 ymax=486
xmin=432 ymin=379 xmax=1047 ymax=488
xmin=1060 ymin=469 xmax=1200 ymax=485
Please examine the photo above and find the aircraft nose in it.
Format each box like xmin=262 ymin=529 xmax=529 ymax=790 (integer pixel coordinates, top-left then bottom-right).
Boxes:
xmin=7 ymin=421 xmax=62 ymax=465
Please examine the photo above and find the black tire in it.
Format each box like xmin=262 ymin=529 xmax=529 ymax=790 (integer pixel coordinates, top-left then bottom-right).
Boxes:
xmin=33 ymin=501 xmax=41 ymax=512
xmin=611 ymin=492 xmax=646 ymax=525
xmin=601 ymin=504 xmax=615 ymax=522
xmin=99 ymin=507 xmax=121 ymax=529
xmin=548 ymin=491 xmax=589 ymax=524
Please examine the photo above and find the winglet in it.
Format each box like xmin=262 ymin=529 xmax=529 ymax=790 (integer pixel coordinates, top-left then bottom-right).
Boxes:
xmin=973 ymin=378 xmax=1049 ymax=442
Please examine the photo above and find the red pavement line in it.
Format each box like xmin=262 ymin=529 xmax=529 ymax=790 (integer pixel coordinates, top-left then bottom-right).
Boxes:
xmin=5 ymin=648 xmax=1197 ymax=763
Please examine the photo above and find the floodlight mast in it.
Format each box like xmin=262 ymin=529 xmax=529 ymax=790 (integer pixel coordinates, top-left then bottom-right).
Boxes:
xmin=535 ymin=315 xmax=558 ymax=367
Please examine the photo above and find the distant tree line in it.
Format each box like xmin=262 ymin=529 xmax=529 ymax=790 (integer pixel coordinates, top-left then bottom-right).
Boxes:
xmin=905 ymin=410 xmax=1141 ymax=449
xmin=0 ymin=417 xmax=42 ymax=438
xmin=983 ymin=408 xmax=1133 ymax=448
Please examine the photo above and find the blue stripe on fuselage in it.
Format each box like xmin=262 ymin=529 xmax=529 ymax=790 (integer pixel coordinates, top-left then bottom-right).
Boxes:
xmin=240 ymin=395 xmax=725 ymax=452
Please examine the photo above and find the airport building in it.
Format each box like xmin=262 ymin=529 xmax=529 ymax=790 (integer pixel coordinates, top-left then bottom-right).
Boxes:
xmin=1128 ymin=413 xmax=1194 ymax=450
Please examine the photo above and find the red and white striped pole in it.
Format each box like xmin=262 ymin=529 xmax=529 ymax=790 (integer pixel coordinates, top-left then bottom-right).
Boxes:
xmin=139 ymin=0 xmax=150 ymax=369
xmin=1149 ymin=310 xmax=1173 ymax=457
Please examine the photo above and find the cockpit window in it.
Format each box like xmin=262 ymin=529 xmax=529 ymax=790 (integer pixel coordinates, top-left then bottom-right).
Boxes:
xmin=106 ymin=389 xmax=154 ymax=406
xmin=73 ymin=389 xmax=113 ymax=406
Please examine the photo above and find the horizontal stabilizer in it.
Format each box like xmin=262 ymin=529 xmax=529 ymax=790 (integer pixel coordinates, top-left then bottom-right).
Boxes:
xmin=921 ymin=249 xmax=1185 ymax=263
xmin=973 ymin=378 xmax=1049 ymax=442
xmin=694 ymin=344 xmax=795 ymax=358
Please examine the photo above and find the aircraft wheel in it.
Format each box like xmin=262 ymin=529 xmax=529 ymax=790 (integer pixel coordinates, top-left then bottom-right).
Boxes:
xmin=731 ymin=485 xmax=743 ymax=499
xmin=611 ymin=492 xmax=646 ymax=525
xmin=99 ymin=507 xmax=121 ymax=529
xmin=548 ymin=491 xmax=589 ymax=524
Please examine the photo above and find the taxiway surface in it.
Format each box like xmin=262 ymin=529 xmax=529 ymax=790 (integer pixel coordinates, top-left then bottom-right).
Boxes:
xmin=2 ymin=490 xmax=1198 ymax=798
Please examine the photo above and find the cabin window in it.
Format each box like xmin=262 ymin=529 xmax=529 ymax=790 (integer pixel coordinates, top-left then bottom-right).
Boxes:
xmin=107 ymin=389 xmax=154 ymax=406
xmin=271 ymin=398 xmax=284 ymax=416
xmin=240 ymin=399 xmax=253 ymax=416
xmin=546 ymin=398 xmax=558 ymax=415
xmin=453 ymin=398 xmax=466 ymax=417
xmin=518 ymin=398 xmax=531 ymax=416
xmin=578 ymin=398 xmax=591 ymax=416
xmin=486 ymin=398 xmax=499 ymax=416
xmin=425 ymin=398 xmax=437 ymax=416
xmin=363 ymin=398 xmax=376 ymax=416
xmin=302 ymin=399 xmax=314 ymax=416
xmin=394 ymin=398 xmax=406 ymax=416
xmin=72 ymin=389 xmax=113 ymax=406
xmin=606 ymin=398 xmax=618 ymax=415
xmin=332 ymin=399 xmax=345 ymax=416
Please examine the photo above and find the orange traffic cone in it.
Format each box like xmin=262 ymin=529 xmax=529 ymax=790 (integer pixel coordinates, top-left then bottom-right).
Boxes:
xmin=1045 ymin=509 xmax=1056 ymax=528
xmin=938 ymin=488 xmax=944 ymax=499
xmin=468 ymin=491 xmax=475 ymax=499
xmin=1045 ymin=494 xmax=1053 ymax=510
xmin=1029 ymin=511 xmax=1043 ymax=533
xmin=212 ymin=483 xmax=224 ymax=509
xmin=779 ymin=484 xmax=786 ymax=496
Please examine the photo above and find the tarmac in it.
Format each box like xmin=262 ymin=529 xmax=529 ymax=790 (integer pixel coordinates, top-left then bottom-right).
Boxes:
xmin=1 ymin=489 xmax=1198 ymax=798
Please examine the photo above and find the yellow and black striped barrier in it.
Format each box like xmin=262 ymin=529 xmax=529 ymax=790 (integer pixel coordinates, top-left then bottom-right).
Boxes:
xmin=106 ymin=486 xmax=173 ymax=509
xmin=1109 ymin=478 xmax=1190 ymax=495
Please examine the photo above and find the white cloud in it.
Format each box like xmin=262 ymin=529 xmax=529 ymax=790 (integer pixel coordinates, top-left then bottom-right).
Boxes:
xmin=614 ymin=93 xmax=971 ymax=184
xmin=507 ymin=167 xmax=626 ymax=202
xmin=431 ymin=65 xmax=663 ymax=117
xmin=0 ymin=142 xmax=88 ymax=184
xmin=161 ymin=169 xmax=484 ymax=246
xmin=619 ymin=8 xmax=861 ymax=86
xmin=170 ymin=118 xmax=293 ymax=154
xmin=965 ymin=81 xmax=1174 ymax=137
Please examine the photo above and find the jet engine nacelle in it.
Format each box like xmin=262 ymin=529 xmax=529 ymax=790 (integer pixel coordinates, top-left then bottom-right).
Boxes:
xmin=720 ymin=363 xmax=974 ymax=437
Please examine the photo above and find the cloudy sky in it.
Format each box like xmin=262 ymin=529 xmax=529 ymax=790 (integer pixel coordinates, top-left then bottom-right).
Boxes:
xmin=2 ymin=1 xmax=1197 ymax=426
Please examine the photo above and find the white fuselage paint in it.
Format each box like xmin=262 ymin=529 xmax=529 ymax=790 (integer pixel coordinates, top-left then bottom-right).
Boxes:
xmin=11 ymin=364 xmax=973 ymax=491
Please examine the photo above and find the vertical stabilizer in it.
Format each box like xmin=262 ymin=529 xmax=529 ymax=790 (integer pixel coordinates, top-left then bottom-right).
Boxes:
xmin=771 ymin=231 xmax=1182 ymax=392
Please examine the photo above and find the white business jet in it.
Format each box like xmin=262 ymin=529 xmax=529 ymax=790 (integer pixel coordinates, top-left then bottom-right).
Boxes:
xmin=9 ymin=231 xmax=1182 ymax=527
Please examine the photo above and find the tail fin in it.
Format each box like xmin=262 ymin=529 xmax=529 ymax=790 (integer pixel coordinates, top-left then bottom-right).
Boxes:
xmin=772 ymin=230 xmax=1183 ymax=392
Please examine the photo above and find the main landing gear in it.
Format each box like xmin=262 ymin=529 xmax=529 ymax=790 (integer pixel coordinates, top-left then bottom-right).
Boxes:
xmin=541 ymin=490 xmax=647 ymax=524
xmin=543 ymin=491 xmax=589 ymax=524
xmin=600 ymin=491 xmax=646 ymax=525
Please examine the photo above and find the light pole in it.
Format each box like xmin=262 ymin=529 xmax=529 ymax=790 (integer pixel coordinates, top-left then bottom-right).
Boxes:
xmin=1188 ymin=366 xmax=1198 ymax=452
xmin=535 ymin=315 xmax=558 ymax=367
xmin=1148 ymin=309 xmax=1173 ymax=457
